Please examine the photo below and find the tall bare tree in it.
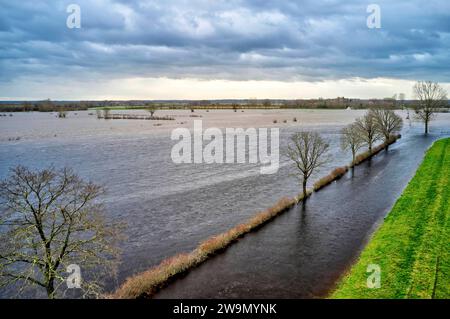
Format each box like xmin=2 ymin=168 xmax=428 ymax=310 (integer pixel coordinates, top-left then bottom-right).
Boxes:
xmin=286 ymin=132 xmax=330 ymax=198
xmin=413 ymin=81 xmax=448 ymax=134
xmin=148 ymin=107 xmax=156 ymax=117
xmin=370 ymin=109 xmax=403 ymax=145
xmin=354 ymin=112 xmax=382 ymax=153
xmin=146 ymin=103 xmax=157 ymax=117
xmin=341 ymin=123 xmax=364 ymax=164
xmin=0 ymin=166 xmax=122 ymax=298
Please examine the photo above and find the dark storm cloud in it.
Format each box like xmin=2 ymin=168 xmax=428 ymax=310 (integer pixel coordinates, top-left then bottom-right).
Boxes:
xmin=0 ymin=0 xmax=449 ymax=83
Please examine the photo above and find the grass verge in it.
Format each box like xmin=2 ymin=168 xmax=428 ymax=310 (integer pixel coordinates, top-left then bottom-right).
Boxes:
xmin=331 ymin=137 xmax=450 ymax=299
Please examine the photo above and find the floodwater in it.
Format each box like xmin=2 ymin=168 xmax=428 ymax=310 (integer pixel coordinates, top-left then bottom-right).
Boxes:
xmin=0 ymin=109 xmax=449 ymax=297
xmin=154 ymin=131 xmax=449 ymax=298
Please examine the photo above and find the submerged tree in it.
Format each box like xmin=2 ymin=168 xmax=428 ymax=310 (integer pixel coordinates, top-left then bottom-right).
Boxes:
xmin=103 ymin=108 xmax=111 ymax=119
xmin=341 ymin=123 xmax=364 ymax=164
xmin=354 ymin=112 xmax=382 ymax=153
xmin=57 ymin=108 xmax=67 ymax=118
xmin=0 ymin=166 xmax=122 ymax=298
xmin=286 ymin=132 xmax=330 ymax=198
xmin=146 ymin=104 xmax=157 ymax=117
xmin=370 ymin=108 xmax=403 ymax=146
xmin=413 ymin=81 xmax=448 ymax=134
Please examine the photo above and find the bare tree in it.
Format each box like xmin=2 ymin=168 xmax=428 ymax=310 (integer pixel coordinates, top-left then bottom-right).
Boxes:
xmin=341 ymin=123 xmax=364 ymax=164
xmin=354 ymin=112 xmax=382 ymax=153
xmin=103 ymin=108 xmax=111 ymax=119
xmin=370 ymin=109 xmax=403 ymax=145
xmin=413 ymin=81 xmax=448 ymax=134
xmin=0 ymin=166 xmax=122 ymax=298
xmin=147 ymin=106 xmax=157 ymax=117
xmin=286 ymin=132 xmax=330 ymax=198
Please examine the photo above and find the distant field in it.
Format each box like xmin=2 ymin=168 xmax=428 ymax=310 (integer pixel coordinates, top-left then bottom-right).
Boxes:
xmin=90 ymin=105 xmax=285 ymax=110
xmin=332 ymin=138 xmax=449 ymax=299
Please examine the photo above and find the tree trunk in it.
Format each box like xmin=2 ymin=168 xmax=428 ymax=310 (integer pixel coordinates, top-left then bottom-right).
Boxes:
xmin=385 ymin=136 xmax=390 ymax=150
xmin=302 ymin=179 xmax=307 ymax=199
xmin=46 ymin=279 xmax=55 ymax=299
xmin=425 ymin=120 xmax=429 ymax=134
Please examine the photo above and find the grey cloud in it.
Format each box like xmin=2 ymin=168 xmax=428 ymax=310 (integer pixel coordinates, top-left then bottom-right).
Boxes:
xmin=0 ymin=0 xmax=449 ymax=86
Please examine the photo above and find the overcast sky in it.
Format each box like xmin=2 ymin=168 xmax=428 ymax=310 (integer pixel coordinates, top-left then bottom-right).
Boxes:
xmin=1 ymin=0 xmax=449 ymax=100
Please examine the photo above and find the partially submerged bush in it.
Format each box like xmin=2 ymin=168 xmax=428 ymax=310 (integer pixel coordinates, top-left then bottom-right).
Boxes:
xmin=352 ymin=134 xmax=401 ymax=166
xmin=313 ymin=166 xmax=349 ymax=191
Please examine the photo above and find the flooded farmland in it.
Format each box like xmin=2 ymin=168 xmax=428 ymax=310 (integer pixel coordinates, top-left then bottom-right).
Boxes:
xmin=1 ymin=109 xmax=449 ymax=297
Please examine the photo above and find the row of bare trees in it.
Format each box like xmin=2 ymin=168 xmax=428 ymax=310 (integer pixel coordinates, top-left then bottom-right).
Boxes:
xmin=341 ymin=109 xmax=403 ymax=163
xmin=287 ymin=108 xmax=404 ymax=198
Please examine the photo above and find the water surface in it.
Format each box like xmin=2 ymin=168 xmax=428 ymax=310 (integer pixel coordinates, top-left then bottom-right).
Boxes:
xmin=0 ymin=110 xmax=448 ymax=297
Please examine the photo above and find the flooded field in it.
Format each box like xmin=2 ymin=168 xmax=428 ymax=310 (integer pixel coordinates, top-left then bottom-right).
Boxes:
xmin=154 ymin=132 xmax=447 ymax=298
xmin=0 ymin=109 xmax=449 ymax=297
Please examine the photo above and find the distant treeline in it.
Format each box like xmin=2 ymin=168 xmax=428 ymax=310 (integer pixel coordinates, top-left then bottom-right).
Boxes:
xmin=1 ymin=97 xmax=449 ymax=112
xmin=0 ymin=100 xmax=89 ymax=112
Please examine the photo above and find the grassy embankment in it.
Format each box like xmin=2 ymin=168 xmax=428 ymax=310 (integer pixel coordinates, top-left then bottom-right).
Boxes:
xmin=113 ymin=136 xmax=402 ymax=299
xmin=332 ymin=138 xmax=449 ymax=299
xmin=313 ymin=135 xmax=401 ymax=192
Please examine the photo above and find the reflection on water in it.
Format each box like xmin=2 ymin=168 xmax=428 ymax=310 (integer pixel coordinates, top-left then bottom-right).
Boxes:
xmin=0 ymin=110 xmax=449 ymax=297
xmin=153 ymin=132 xmax=449 ymax=298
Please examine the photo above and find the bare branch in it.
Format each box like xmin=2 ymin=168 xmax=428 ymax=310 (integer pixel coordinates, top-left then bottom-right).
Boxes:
xmin=0 ymin=166 xmax=122 ymax=298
